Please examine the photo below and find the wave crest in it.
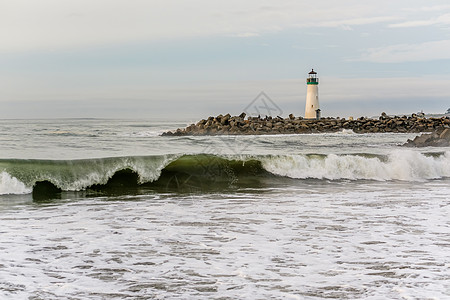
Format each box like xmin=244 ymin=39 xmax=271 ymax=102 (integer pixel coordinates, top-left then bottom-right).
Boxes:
xmin=1 ymin=151 xmax=449 ymax=196
xmin=261 ymin=151 xmax=450 ymax=181
xmin=0 ymin=155 xmax=177 ymax=195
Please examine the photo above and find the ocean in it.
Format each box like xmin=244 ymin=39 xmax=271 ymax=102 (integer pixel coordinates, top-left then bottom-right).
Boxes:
xmin=0 ymin=118 xmax=449 ymax=299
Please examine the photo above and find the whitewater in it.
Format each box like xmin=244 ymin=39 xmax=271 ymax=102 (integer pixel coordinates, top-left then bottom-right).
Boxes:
xmin=0 ymin=118 xmax=449 ymax=299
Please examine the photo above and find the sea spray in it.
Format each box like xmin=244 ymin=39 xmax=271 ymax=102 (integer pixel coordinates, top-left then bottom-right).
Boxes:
xmin=387 ymin=150 xmax=450 ymax=180
xmin=260 ymin=150 xmax=450 ymax=181
xmin=0 ymin=171 xmax=31 ymax=195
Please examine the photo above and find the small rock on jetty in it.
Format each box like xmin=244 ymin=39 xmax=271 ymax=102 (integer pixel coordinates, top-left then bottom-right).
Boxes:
xmin=404 ymin=128 xmax=450 ymax=147
xmin=162 ymin=112 xmax=450 ymax=136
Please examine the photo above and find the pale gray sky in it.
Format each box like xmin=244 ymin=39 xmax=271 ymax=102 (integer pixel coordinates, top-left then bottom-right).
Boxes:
xmin=1 ymin=0 xmax=449 ymax=119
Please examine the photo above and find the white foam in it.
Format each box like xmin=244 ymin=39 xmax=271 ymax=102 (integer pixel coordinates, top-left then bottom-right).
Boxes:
xmin=338 ymin=129 xmax=356 ymax=135
xmin=261 ymin=150 xmax=450 ymax=181
xmin=0 ymin=171 xmax=32 ymax=195
xmin=119 ymin=130 xmax=166 ymax=137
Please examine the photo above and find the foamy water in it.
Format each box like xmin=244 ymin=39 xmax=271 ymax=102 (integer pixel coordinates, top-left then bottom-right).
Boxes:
xmin=1 ymin=181 xmax=449 ymax=299
xmin=0 ymin=119 xmax=449 ymax=299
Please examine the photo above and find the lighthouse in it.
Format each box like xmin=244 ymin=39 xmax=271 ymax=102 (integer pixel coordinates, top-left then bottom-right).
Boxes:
xmin=305 ymin=69 xmax=320 ymax=119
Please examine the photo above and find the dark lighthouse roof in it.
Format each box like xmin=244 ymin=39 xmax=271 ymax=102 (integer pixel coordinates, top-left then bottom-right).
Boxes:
xmin=309 ymin=69 xmax=317 ymax=75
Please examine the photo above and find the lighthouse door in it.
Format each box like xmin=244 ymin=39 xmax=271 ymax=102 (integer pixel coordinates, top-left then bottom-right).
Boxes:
xmin=315 ymin=109 xmax=321 ymax=120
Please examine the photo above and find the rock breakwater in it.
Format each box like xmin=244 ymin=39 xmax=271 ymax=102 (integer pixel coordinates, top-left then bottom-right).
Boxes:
xmin=162 ymin=112 xmax=450 ymax=136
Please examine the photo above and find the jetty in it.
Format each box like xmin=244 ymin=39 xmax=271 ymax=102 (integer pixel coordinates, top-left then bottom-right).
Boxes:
xmin=162 ymin=112 xmax=450 ymax=136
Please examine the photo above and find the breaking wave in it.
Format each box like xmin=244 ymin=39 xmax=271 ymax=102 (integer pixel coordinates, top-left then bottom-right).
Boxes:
xmin=0 ymin=150 xmax=449 ymax=197
xmin=261 ymin=150 xmax=450 ymax=181
xmin=0 ymin=171 xmax=32 ymax=195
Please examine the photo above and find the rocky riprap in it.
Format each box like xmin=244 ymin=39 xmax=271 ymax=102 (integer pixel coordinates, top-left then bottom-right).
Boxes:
xmin=162 ymin=112 xmax=450 ymax=136
xmin=404 ymin=128 xmax=450 ymax=147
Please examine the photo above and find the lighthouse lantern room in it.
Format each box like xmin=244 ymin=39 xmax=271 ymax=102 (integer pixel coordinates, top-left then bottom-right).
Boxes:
xmin=305 ymin=69 xmax=320 ymax=119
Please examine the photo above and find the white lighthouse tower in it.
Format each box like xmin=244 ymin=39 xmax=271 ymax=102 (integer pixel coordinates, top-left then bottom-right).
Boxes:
xmin=305 ymin=69 xmax=320 ymax=119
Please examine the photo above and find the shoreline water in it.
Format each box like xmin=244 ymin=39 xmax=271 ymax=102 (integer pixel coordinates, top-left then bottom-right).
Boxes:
xmin=162 ymin=113 xmax=450 ymax=136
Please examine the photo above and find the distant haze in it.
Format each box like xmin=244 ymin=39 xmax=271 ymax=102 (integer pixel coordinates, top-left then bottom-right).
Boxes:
xmin=1 ymin=0 xmax=449 ymax=119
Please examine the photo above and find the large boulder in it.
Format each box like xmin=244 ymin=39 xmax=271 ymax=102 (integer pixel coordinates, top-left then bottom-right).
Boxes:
xmin=440 ymin=128 xmax=450 ymax=140
xmin=404 ymin=128 xmax=450 ymax=147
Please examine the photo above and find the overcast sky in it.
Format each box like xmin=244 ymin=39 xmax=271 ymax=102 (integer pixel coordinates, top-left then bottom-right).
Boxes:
xmin=1 ymin=0 xmax=449 ymax=119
